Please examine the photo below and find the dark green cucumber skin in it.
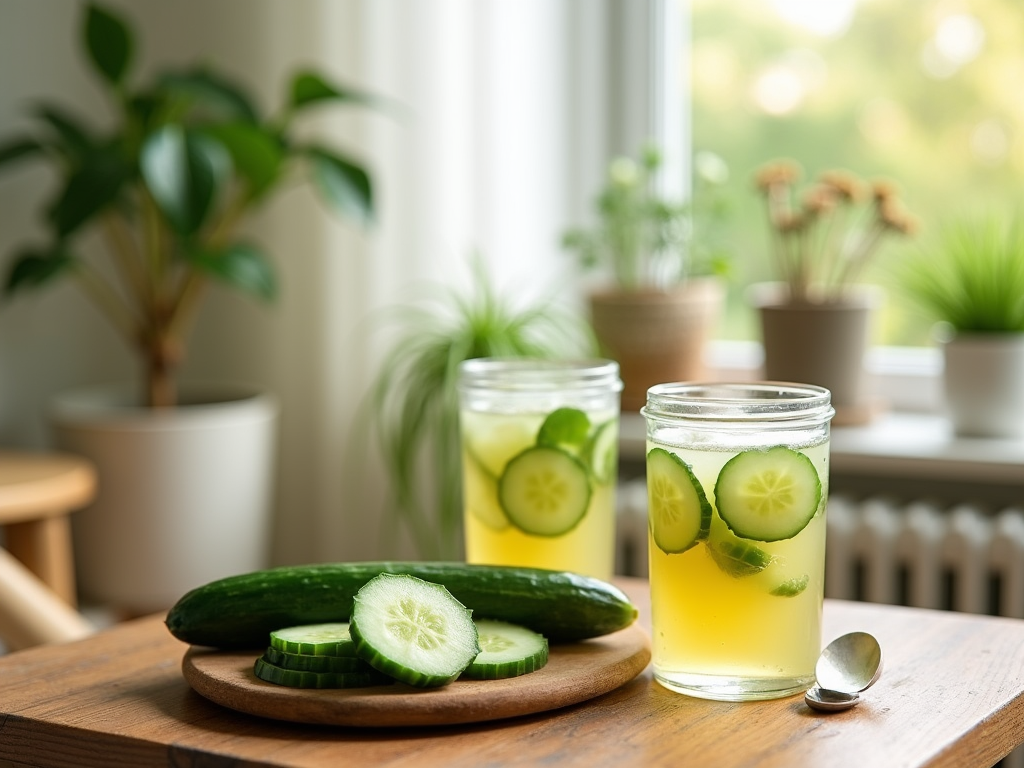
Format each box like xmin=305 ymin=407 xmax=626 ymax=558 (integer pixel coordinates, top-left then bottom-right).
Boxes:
xmin=165 ymin=561 xmax=638 ymax=650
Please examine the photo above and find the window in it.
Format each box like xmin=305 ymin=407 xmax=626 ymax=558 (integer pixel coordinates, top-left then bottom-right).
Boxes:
xmin=688 ymin=0 xmax=1023 ymax=349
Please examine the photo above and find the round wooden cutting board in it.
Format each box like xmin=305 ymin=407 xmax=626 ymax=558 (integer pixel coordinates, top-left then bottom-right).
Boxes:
xmin=182 ymin=622 xmax=651 ymax=727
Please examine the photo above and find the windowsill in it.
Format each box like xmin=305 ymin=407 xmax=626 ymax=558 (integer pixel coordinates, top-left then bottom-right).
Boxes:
xmin=619 ymin=340 xmax=1024 ymax=488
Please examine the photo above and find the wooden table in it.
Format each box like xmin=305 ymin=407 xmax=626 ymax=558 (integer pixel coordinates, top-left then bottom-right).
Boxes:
xmin=1 ymin=578 xmax=1023 ymax=768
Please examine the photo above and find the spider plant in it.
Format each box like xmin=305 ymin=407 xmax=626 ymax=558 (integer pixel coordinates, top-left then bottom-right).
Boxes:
xmin=362 ymin=257 xmax=594 ymax=560
xmin=896 ymin=214 xmax=1024 ymax=333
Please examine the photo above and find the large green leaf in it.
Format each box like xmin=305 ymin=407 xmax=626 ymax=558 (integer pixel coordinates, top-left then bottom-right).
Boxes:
xmin=84 ymin=4 xmax=132 ymax=87
xmin=35 ymin=104 xmax=95 ymax=160
xmin=199 ymin=122 xmax=283 ymax=199
xmin=140 ymin=125 xmax=230 ymax=236
xmin=289 ymin=71 xmax=381 ymax=111
xmin=186 ymin=241 xmax=276 ymax=301
xmin=0 ymin=138 xmax=44 ymax=169
xmin=5 ymin=244 xmax=76 ymax=294
xmin=158 ymin=68 xmax=260 ymax=124
xmin=305 ymin=146 xmax=373 ymax=225
xmin=47 ymin=146 xmax=132 ymax=236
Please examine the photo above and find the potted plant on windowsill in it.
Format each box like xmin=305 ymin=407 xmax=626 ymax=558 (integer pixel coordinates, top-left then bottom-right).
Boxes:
xmin=562 ymin=145 xmax=730 ymax=412
xmin=0 ymin=4 xmax=378 ymax=612
xmin=894 ymin=214 xmax=1024 ymax=438
xmin=751 ymin=160 xmax=918 ymax=425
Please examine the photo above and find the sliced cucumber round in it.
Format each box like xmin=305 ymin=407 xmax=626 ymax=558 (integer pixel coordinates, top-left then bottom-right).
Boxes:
xmin=461 ymin=619 xmax=549 ymax=680
xmin=498 ymin=446 xmax=591 ymax=537
xmin=253 ymin=656 xmax=391 ymax=689
xmin=646 ymin=447 xmax=712 ymax=554
xmin=261 ymin=646 xmax=369 ymax=673
xmin=349 ymin=573 xmax=480 ymax=688
xmin=269 ymin=622 xmax=357 ymax=657
xmin=587 ymin=420 xmax=619 ymax=486
xmin=714 ymin=445 xmax=822 ymax=542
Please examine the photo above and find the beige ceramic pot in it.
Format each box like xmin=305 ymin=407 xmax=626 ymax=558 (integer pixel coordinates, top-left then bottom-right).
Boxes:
xmin=752 ymin=284 xmax=879 ymax=426
xmin=588 ymin=277 xmax=724 ymax=412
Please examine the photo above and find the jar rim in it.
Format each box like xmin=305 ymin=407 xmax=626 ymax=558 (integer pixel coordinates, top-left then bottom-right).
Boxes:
xmin=458 ymin=357 xmax=622 ymax=393
xmin=642 ymin=381 xmax=835 ymax=423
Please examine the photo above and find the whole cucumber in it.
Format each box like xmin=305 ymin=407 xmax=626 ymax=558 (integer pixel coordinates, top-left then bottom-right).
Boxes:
xmin=165 ymin=561 xmax=638 ymax=649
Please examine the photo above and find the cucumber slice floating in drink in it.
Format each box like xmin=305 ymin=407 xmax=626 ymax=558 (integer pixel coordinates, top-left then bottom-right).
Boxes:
xmin=714 ymin=445 xmax=822 ymax=542
xmin=587 ymin=420 xmax=619 ymax=485
xmin=707 ymin=520 xmax=775 ymax=577
xmin=770 ymin=574 xmax=810 ymax=597
xmin=536 ymin=407 xmax=591 ymax=455
xmin=462 ymin=450 xmax=509 ymax=530
xmin=646 ymin=448 xmax=712 ymax=554
xmin=498 ymin=446 xmax=591 ymax=536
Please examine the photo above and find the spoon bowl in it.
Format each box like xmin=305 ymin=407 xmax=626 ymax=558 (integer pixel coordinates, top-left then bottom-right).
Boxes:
xmin=804 ymin=632 xmax=883 ymax=713
xmin=816 ymin=631 xmax=883 ymax=694
xmin=804 ymin=687 xmax=860 ymax=712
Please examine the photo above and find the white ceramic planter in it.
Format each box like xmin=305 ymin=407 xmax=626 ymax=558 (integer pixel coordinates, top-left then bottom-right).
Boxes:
xmin=943 ymin=333 xmax=1024 ymax=439
xmin=49 ymin=384 xmax=278 ymax=614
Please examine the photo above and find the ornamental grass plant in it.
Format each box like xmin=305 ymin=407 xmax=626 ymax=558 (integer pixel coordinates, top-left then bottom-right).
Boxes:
xmin=896 ymin=214 xmax=1024 ymax=334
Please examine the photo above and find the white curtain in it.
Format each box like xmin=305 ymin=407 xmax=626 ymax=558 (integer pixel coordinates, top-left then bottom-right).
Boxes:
xmin=0 ymin=0 xmax=685 ymax=565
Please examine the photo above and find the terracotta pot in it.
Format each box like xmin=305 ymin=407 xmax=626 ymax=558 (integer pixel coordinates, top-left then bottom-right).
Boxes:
xmin=752 ymin=284 xmax=879 ymax=425
xmin=588 ymin=277 xmax=724 ymax=412
xmin=943 ymin=333 xmax=1024 ymax=438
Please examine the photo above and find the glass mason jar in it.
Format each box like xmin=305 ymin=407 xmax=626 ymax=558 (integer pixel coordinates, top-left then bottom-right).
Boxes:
xmin=641 ymin=382 xmax=834 ymax=701
xmin=457 ymin=358 xmax=623 ymax=581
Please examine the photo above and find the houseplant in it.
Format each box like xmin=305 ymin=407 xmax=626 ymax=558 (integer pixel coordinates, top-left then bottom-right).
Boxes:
xmin=751 ymin=160 xmax=917 ymax=423
xmin=0 ymin=4 xmax=378 ymax=610
xmin=561 ymin=144 xmax=730 ymax=411
xmin=895 ymin=214 xmax=1024 ymax=438
xmin=361 ymin=257 xmax=594 ymax=561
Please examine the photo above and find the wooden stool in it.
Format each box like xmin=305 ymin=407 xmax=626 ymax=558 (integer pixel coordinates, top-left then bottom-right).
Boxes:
xmin=0 ymin=450 xmax=98 ymax=651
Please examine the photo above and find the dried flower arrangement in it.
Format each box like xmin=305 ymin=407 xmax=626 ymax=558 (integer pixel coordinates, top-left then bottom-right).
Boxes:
xmin=754 ymin=160 xmax=918 ymax=303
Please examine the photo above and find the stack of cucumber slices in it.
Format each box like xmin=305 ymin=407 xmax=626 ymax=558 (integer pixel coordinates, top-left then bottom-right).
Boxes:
xmin=464 ymin=407 xmax=617 ymax=538
xmin=647 ymin=444 xmax=823 ymax=594
xmin=253 ymin=573 xmax=550 ymax=690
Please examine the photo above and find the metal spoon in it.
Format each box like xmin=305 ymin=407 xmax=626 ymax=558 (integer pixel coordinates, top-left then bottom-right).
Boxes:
xmin=804 ymin=631 xmax=883 ymax=713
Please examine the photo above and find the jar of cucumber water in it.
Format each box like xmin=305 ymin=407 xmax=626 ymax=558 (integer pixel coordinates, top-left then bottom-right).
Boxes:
xmin=641 ymin=382 xmax=834 ymax=701
xmin=457 ymin=358 xmax=622 ymax=581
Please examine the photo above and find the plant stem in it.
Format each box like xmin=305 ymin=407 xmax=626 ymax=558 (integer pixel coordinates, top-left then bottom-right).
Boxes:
xmin=70 ymin=263 xmax=139 ymax=343
xmin=100 ymin=211 xmax=150 ymax=309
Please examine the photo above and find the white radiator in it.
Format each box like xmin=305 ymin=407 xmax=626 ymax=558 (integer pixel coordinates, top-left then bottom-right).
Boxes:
xmin=615 ymin=484 xmax=1024 ymax=768
xmin=825 ymin=495 xmax=1024 ymax=617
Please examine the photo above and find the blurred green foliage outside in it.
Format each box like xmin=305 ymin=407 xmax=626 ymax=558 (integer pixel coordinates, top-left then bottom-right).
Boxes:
xmin=690 ymin=0 xmax=1023 ymax=346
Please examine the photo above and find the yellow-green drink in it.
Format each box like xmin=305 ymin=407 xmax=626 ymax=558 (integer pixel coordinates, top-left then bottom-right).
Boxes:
xmin=642 ymin=382 xmax=833 ymax=701
xmin=457 ymin=359 xmax=622 ymax=581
